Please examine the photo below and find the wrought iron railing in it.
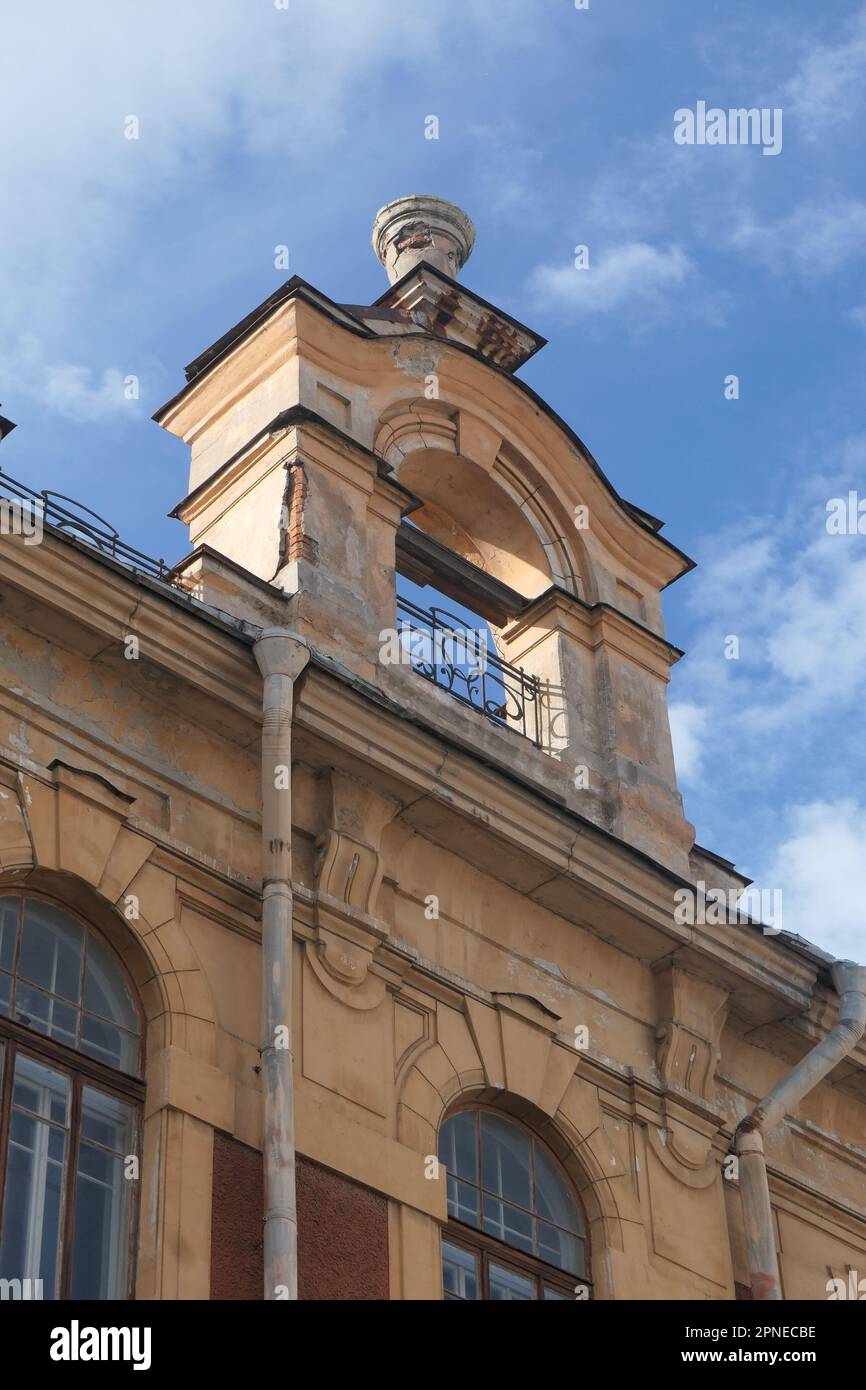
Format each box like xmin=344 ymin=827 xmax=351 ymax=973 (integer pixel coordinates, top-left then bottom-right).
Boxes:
xmin=396 ymin=596 xmax=542 ymax=746
xmin=0 ymin=467 xmax=179 ymax=586
xmin=0 ymin=469 xmax=543 ymax=749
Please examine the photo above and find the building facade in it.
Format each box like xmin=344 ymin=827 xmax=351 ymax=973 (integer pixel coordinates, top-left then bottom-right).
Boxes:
xmin=0 ymin=196 xmax=864 ymax=1301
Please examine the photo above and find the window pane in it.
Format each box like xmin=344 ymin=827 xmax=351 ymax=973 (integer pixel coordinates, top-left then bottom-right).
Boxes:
xmin=489 ymin=1262 xmax=536 ymax=1301
xmin=79 ymin=1014 xmax=138 ymax=1073
xmin=12 ymin=1054 xmax=70 ymax=1127
xmin=442 ymin=1241 xmax=478 ymax=1300
xmin=0 ymin=970 xmax=11 ymax=1018
xmin=439 ymin=1111 xmax=587 ymax=1299
xmin=480 ymin=1112 xmax=532 ymax=1208
xmin=543 ymin=1286 xmax=571 ymax=1300
xmin=80 ymin=1087 xmax=136 ymax=1156
xmin=70 ymin=1089 xmax=135 ymax=1299
xmin=15 ymin=983 xmax=79 ymax=1050
xmin=438 ymin=1111 xmax=477 ymax=1183
xmin=18 ymin=901 xmax=83 ymax=1004
xmin=482 ymin=1194 xmax=533 ymax=1255
xmin=446 ymin=1174 xmax=480 ymax=1228
xmin=535 ymin=1144 xmax=582 ymax=1234
xmin=0 ymin=897 xmax=18 ymax=971
xmin=84 ymin=934 xmax=139 ymax=1034
xmin=0 ymin=1056 xmax=70 ymax=1298
xmin=537 ymin=1220 xmax=584 ymax=1276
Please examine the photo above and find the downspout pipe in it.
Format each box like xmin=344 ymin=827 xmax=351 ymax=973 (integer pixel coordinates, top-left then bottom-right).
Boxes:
xmin=734 ymin=959 xmax=866 ymax=1300
xmin=253 ymin=628 xmax=310 ymax=1300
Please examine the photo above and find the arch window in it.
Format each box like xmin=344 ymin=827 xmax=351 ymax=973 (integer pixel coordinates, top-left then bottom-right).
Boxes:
xmin=438 ymin=1108 xmax=589 ymax=1301
xmin=0 ymin=892 xmax=143 ymax=1299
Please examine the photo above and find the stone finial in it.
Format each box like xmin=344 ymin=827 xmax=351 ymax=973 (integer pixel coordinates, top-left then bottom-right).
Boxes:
xmin=372 ymin=195 xmax=476 ymax=285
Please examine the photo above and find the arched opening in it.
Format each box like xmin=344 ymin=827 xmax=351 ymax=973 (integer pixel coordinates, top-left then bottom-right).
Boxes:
xmin=400 ymin=449 xmax=555 ymax=599
xmin=0 ymin=889 xmax=143 ymax=1300
xmin=376 ymin=397 xmax=587 ymax=602
xmin=380 ymin=400 xmax=590 ymax=755
xmin=438 ymin=1104 xmax=590 ymax=1300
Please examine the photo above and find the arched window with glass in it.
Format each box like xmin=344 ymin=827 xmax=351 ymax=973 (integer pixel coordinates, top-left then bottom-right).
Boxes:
xmin=0 ymin=892 xmax=143 ymax=1299
xmin=438 ymin=1107 xmax=589 ymax=1300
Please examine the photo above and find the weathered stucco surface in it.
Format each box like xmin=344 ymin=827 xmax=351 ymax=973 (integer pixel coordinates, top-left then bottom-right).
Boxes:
xmin=0 ymin=203 xmax=864 ymax=1301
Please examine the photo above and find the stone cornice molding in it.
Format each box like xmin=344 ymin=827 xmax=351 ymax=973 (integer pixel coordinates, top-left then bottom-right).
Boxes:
xmin=503 ymin=585 xmax=684 ymax=679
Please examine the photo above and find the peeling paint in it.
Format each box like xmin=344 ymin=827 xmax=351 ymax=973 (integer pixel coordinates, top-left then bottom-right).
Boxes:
xmin=589 ymin=987 xmax=620 ymax=1008
xmin=531 ymin=957 xmax=567 ymax=980
xmin=8 ymin=724 xmax=33 ymax=756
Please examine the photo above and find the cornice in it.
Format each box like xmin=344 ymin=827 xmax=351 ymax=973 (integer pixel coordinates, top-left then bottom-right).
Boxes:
xmin=170 ymin=405 xmax=419 ymax=523
xmin=503 ymin=584 xmax=684 ymax=676
xmin=0 ymin=528 xmax=261 ymax=735
xmin=291 ymin=664 xmax=845 ymax=1046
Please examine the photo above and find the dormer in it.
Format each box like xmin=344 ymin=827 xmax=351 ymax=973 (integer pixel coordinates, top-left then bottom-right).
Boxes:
xmin=155 ymin=196 xmax=697 ymax=876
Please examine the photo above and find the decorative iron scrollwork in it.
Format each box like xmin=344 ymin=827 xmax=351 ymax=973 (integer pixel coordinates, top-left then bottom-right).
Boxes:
xmin=396 ymin=595 xmax=542 ymax=746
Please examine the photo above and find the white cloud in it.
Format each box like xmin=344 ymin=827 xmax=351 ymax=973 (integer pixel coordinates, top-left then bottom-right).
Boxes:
xmin=763 ymin=537 xmax=866 ymax=694
xmin=0 ymin=337 xmax=141 ymax=423
xmin=584 ymin=134 xmax=713 ymax=241
xmin=784 ymin=7 xmax=866 ymax=132
xmin=41 ymin=366 xmax=139 ymax=424
xmin=759 ymin=801 xmax=866 ymax=960
xmin=669 ymin=702 xmax=708 ymax=784
xmin=671 ymin=436 xmax=866 ymax=955
xmin=528 ymin=241 xmax=696 ymax=321
xmin=542 ymin=12 xmax=866 ymax=321
xmin=677 ymin=508 xmax=866 ymax=745
xmin=731 ymin=199 xmax=866 ymax=277
xmin=582 ymin=119 xmax=780 ymax=254
xmin=0 ymin=0 xmax=535 ymax=412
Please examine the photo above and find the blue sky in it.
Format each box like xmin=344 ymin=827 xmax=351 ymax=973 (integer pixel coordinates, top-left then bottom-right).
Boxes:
xmin=2 ymin=0 xmax=865 ymax=957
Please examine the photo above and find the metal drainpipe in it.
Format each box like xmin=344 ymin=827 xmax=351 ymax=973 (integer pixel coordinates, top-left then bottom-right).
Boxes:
xmin=734 ymin=959 xmax=866 ymax=1301
xmin=253 ymin=628 xmax=310 ymax=1301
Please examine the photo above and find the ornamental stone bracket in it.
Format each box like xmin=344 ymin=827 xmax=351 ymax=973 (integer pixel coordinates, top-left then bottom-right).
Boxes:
xmin=653 ymin=959 xmax=729 ymax=1104
xmin=308 ymin=769 xmax=400 ymax=1005
xmin=648 ymin=959 xmax=730 ymax=1184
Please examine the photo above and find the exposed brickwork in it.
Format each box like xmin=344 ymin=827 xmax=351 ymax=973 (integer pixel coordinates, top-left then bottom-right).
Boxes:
xmin=297 ymin=1155 xmax=389 ymax=1301
xmin=210 ymin=1130 xmax=264 ymax=1300
xmin=210 ymin=1139 xmax=389 ymax=1301
xmin=280 ymin=463 xmax=318 ymax=566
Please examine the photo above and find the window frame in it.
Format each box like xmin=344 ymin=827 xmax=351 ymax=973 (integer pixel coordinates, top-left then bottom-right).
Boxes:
xmin=0 ymin=891 xmax=144 ymax=1075
xmin=0 ymin=891 xmax=144 ymax=1299
xmin=439 ymin=1105 xmax=592 ymax=1302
